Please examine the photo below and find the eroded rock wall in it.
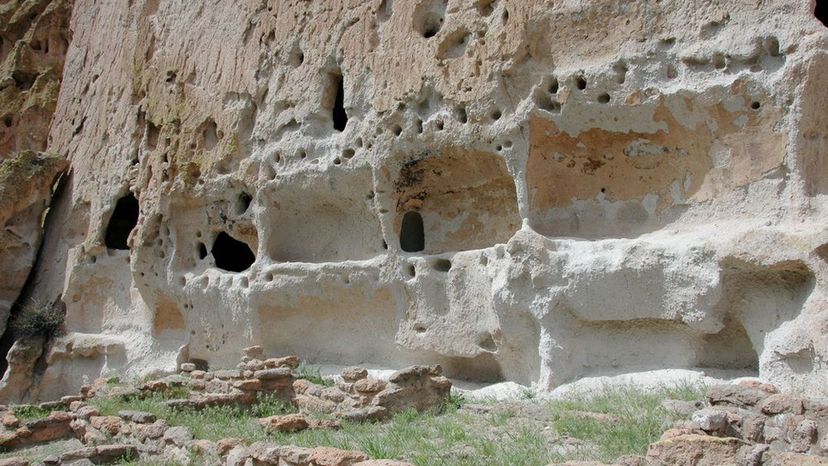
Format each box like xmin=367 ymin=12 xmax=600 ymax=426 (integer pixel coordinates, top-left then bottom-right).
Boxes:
xmin=0 ymin=0 xmax=73 ymax=338
xmin=2 ymin=0 xmax=827 ymax=401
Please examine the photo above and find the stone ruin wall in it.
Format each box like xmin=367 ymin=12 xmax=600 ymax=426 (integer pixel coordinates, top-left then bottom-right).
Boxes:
xmin=0 ymin=0 xmax=827 ymax=402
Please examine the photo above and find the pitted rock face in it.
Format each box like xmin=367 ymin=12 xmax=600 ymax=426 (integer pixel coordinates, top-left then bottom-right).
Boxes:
xmin=0 ymin=0 xmax=827 ymax=401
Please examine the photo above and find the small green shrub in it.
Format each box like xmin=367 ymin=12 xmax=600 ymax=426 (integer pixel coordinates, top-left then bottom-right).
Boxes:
xmin=249 ymin=394 xmax=293 ymax=418
xmin=10 ymin=298 xmax=64 ymax=338
xmin=12 ymin=404 xmax=54 ymax=421
xmin=441 ymin=390 xmax=465 ymax=413
xmin=295 ymin=363 xmax=334 ymax=387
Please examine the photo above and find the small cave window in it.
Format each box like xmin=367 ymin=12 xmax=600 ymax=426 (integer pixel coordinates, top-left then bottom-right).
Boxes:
xmin=212 ymin=232 xmax=255 ymax=272
xmin=399 ymin=211 xmax=425 ymax=252
xmin=105 ymin=193 xmax=139 ymax=250
xmin=237 ymin=191 xmax=252 ymax=214
xmin=197 ymin=242 xmax=208 ymax=260
xmin=331 ymin=74 xmax=348 ymax=132
xmin=817 ymin=0 xmax=827 ymax=27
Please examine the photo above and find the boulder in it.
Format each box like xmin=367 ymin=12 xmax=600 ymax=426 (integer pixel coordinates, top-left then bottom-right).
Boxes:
xmin=646 ymin=434 xmax=746 ymax=466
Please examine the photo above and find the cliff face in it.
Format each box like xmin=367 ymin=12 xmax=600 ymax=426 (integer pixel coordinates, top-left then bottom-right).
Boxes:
xmin=1 ymin=0 xmax=827 ymax=401
xmin=0 ymin=0 xmax=72 ymax=339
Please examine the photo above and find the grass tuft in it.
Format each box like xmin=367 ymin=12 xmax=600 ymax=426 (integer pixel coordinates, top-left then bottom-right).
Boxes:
xmin=548 ymin=382 xmax=707 ymax=462
xmin=295 ymin=363 xmax=334 ymax=387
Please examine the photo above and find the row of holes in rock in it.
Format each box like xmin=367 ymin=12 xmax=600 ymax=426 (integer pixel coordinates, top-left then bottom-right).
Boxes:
xmin=535 ymin=67 xmax=765 ymax=114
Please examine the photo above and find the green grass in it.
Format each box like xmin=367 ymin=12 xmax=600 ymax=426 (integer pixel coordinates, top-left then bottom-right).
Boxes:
xmin=11 ymin=404 xmax=58 ymax=421
xmin=89 ymin=389 xmax=556 ymax=465
xmin=92 ymin=392 xmax=294 ymax=442
xmin=547 ymin=382 xmax=707 ymax=462
xmin=295 ymin=363 xmax=335 ymax=387
xmin=86 ymin=382 xmax=705 ymax=466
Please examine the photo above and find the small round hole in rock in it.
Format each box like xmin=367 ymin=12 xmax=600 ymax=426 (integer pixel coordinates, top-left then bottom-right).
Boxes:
xmin=432 ymin=258 xmax=451 ymax=272
xmin=212 ymin=232 xmax=255 ymax=272
xmin=490 ymin=109 xmax=502 ymax=120
xmin=392 ymin=124 xmax=402 ymax=136
xmin=455 ymin=106 xmax=468 ymax=123
xmin=406 ymin=264 xmax=416 ymax=278
xmin=750 ymin=101 xmax=761 ymax=110
xmin=2 ymin=116 xmax=12 ymax=127
xmin=597 ymin=93 xmax=611 ymax=104
xmin=575 ymin=76 xmax=587 ymax=90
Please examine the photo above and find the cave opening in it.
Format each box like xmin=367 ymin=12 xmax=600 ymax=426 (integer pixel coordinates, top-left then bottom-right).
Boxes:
xmin=104 ymin=193 xmax=139 ymax=250
xmin=331 ymin=74 xmax=348 ymax=132
xmin=237 ymin=191 xmax=252 ymax=214
xmin=197 ymin=242 xmax=208 ymax=260
xmin=212 ymin=232 xmax=255 ymax=272
xmin=400 ymin=211 xmax=425 ymax=252
xmin=817 ymin=0 xmax=827 ymax=26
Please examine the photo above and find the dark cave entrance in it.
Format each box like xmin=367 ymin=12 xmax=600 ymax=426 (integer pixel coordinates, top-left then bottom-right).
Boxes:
xmin=212 ymin=232 xmax=255 ymax=272
xmin=331 ymin=74 xmax=348 ymax=132
xmin=399 ymin=211 xmax=425 ymax=252
xmin=104 ymin=193 xmax=139 ymax=250
xmin=817 ymin=0 xmax=827 ymax=27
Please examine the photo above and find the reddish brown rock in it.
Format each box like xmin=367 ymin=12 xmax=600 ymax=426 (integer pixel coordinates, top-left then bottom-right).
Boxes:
xmin=341 ymin=367 xmax=369 ymax=382
xmin=762 ymin=451 xmax=828 ymax=465
xmin=265 ymin=356 xmax=301 ymax=369
xmin=217 ymin=437 xmax=243 ymax=456
xmin=243 ymin=345 xmax=265 ymax=360
xmin=306 ymin=446 xmax=370 ymax=466
xmin=233 ymin=379 xmax=263 ymax=391
xmin=646 ymin=434 xmax=746 ymax=466
xmin=738 ymin=380 xmax=779 ymax=394
xmin=1 ymin=412 xmax=19 ymax=428
xmin=259 ymin=413 xmax=310 ymax=433
xmin=708 ymin=384 xmax=770 ymax=409
xmin=760 ymin=394 xmax=805 ymax=415
xmin=89 ymin=415 xmax=122 ymax=436
xmin=354 ymin=378 xmax=386 ymax=394
xmin=0 ymin=458 xmax=29 ymax=466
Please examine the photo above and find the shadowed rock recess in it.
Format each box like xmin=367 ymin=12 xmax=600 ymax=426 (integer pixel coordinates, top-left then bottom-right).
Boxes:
xmin=0 ymin=0 xmax=826 ymax=404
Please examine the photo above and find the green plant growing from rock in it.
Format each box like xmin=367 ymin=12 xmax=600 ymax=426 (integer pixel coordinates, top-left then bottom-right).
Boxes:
xmin=10 ymin=298 xmax=64 ymax=339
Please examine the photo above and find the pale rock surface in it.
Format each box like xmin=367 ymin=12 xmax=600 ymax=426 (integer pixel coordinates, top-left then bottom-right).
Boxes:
xmin=0 ymin=0 xmax=72 ymax=338
xmin=0 ymin=0 xmax=826 ymax=401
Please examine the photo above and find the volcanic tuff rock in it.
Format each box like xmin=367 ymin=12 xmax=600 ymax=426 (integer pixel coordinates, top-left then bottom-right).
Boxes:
xmin=0 ymin=0 xmax=73 ymax=339
xmin=0 ymin=0 xmax=827 ymax=401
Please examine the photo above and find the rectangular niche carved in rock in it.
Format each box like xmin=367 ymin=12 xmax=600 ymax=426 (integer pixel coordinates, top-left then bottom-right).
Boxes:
xmin=265 ymin=168 xmax=384 ymax=263
xmin=392 ymin=148 xmax=520 ymax=255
